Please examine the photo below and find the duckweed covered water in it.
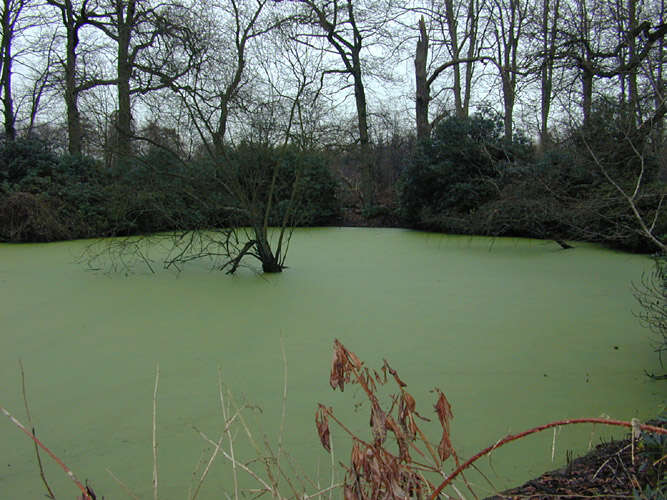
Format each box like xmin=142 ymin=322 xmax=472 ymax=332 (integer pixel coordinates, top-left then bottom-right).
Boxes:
xmin=0 ymin=228 xmax=664 ymax=499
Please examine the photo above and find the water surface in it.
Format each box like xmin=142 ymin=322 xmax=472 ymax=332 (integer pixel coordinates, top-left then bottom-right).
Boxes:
xmin=0 ymin=228 xmax=663 ymax=498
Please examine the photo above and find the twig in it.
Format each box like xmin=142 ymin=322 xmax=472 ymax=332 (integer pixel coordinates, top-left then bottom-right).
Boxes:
xmin=19 ymin=359 xmax=56 ymax=499
xmin=428 ymin=418 xmax=667 ymax=500
xmin=470 ymin=463 xmax=500 ymax=497
xmin=551 ymin=426 xmax=560 ymax=462
xmin=195 ymin=428 xmax=276 ymax=495
xmin=277 ymin=335 xmax=288 ymax=482
xmin=1 ymin=404 xmax=91 ymax=499
xmin=265 ymin=439 xmax=302 ymax=499
xmin=191 ymin=402 xmax=243 ymax=500
xmin=303 ymin=482 xmax=344 ymax=499
xmin=107 ymin=468 xmax=141 ymax=500
xmin=219 ymin=368 xmax=239 ymax=500
xmin=190 ymin=434 xmax=225 ymax=500
xmin=591 ymin=443 xmax=631 ymax=480
xmin=153 ymin=363 xmax=160 ymax=500
xmin=328 ymin=422 xmax=335 ymax=500
xmin=228 ymin=390 xmax=283 ymax=495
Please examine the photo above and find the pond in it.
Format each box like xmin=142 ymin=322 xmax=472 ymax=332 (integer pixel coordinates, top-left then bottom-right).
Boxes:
xmin=0 ymin=228 xmax=664 ymax=499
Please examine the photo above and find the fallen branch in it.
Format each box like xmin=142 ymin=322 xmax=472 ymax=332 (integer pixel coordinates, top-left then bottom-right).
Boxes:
xmin=428 ymin=417 xmax=667 ymax=500
xmin=1 ymin=404 xmax=93 ymax=499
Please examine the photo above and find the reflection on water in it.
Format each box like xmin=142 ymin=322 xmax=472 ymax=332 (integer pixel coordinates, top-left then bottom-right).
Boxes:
xmin=0 ymin=229 xmax=663 ymax=499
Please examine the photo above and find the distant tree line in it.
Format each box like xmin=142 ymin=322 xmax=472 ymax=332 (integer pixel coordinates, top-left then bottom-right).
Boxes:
xmin=0 ymin=0 xmax=664 ymax=263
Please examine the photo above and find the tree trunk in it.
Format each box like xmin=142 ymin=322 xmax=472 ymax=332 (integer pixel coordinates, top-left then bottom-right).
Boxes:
xmin=254 ymin=227 xmax=283 ymax=273
xmin=582 ymin=64 xmax=593 ymax=130
xmin=353 ymin=68 xmax=369 ymax=147
xmin=1 ymin=0 xmax=15 ymax=141
xmin=462 ymin=0 xmax=478 ymax=119
xmin=349 ymin=43 xmax=373 ymax=206
xmin=444 ymin=0 xmax=463 ymax=118
xmin=415 ymin=16 xmax=430 ymax=141
xmin=115 ymin=1 xmax=134 ymax=165
xmin=64 ymin=16 xmax=82 ymax=155
xmin=539 ymin=0 xmax=559 ymax=152
xmin=502 ymin=69 xmax=514 ymax=142
xmin=214 ymin=43 xmax=245 ymax=157
xmin=656 ymin=0 xmax=665 ymax=136
xmin=627 ymin=0 xmax=640 ymax=124
xmin=353 ymin=65 xmax=374 ymax=207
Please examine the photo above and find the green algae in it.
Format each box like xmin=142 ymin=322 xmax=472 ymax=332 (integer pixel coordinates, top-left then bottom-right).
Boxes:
xmin=0 ymin=228 xmax=663 ymax=499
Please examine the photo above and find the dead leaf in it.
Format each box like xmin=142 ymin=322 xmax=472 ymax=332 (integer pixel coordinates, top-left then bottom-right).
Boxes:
xmin=344 ymin=483 xmax=359 ymax=500
xmin=346 ymin=346 xmax=363 ymax=369
xmin=370 ymin=403 xmax=387 ymax=445
xmin=315 ymin=405 xmax=331 ymax=452
xmin=330 ymin=340 xmax=347 ymax=391
xmin=384 ymin=360 xmax=407 ymax=387
xmin=434 ymin=390 xmax=453 ymax=431
xmin=438 ymin=432 xmax=453 ymax=462
xmin=351 ymin=442 xmax=365 ymax=473
xmin=399 ymin=392 xmax=416 ymax=421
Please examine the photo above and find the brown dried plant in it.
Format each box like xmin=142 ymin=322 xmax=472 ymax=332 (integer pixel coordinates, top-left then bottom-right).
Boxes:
xmin=316 ymin=340 xmax=469 ymax=500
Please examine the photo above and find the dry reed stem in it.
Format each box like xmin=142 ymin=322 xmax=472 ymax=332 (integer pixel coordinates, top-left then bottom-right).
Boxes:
xmin=153 ymin=363 xmax=160 ymax=500
xmin=188 ymin=449 xmax=209 ymax=500
xmin=277 ymin=335 xmax=288 ymax=480
xmin=470 ymin=463 xmax=500 ymax=497
xmin=107 ymin=468 xmax=141 ymax=500
xmin=451 ymin=449 xmax=479 ymax=500
xmin=302 ymin=482 xmax=344 ymax=499
xmin=269 ymin=443 xmax=303 ymax=499
xmin=0 ymin=404 xmax=92 ymax=499
xmin=450 ymin=483 xmax=467 ymax=500
xmin=19 ymin=359 xmax=56 ymax=499
xmin=551 ymin=427 xmax=559 ymax=462
xmin=190 ymin=434 xmax=225 ymax=500
xmin=428 ymin=418 xmax=667 ymax=500
xmin=219 ymin=367 xmax=239 ymax=500
xmin=328 ymin=423 xmax=335 ymax=500
xmin=191 ymin=406 xmax=244 ymax=500
xmin=228 ymin=390 xmax=283 ymax=497
xmin=283 ymin=446 xmax=323 ymax=493
xmin=196 ymin=428 xmax=276 ymax=495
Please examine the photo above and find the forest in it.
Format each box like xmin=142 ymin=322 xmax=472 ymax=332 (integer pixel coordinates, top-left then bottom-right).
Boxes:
xmin=0 ymin=0 xmax=664 ymax=267
xmin=1 ymin=2 xmax=666 ymax=499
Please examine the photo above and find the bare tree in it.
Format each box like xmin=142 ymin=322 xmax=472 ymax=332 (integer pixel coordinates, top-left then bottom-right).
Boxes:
xmin=46 ymin=0 xmax=112 ymax=155
xmin=412 ymin=0 xmax=489 ymax=140
xmin=23 ymin=29 xmax=58 ymax=137
xmin=647 ymin=0 xmax=664 ymax=137
xmin=441 ymin=0 xmax=487 ymax=120
xmin=293 ymin=0 xmax=390 ymax=205
xmin=532 ymin=0 xmax=560 ymax=151
xmin=1 ymin=0 xmax=29 ymax=140
xmin=414 ymin=15 xmax=429 ymax=140
xmin=92 ymin=0 xmax=309 ymax=274
xmin=559 ymin=0 xmax=666 ymax=131
xmin=89 ymin=0 xmax=199 ymax=165
xmin=485 ymin=0 xmax=529 ymax=142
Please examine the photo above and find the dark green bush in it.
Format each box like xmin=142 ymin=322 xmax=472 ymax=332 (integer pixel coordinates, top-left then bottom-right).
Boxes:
xmin=215 ymin=142 xmax=340 ymax=227
xmin=400 ymin=113 xmax=532 ymax=230
xmin=277 ymin=147 xmax=340 ymax=226
xmin=0 ymin=137 xmax=59 ymax=189
xmin=0 ymin=191 xmax=68 ymax=242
